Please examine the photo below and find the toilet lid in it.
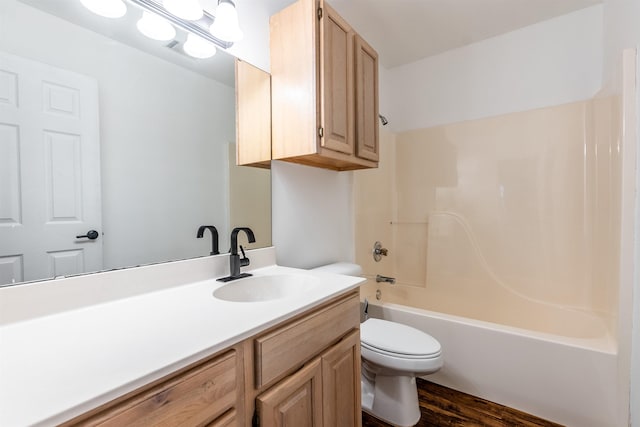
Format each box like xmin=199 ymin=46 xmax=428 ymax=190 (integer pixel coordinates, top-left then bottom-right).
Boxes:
xmin=361 ymin=318 xmax=441 ymax=357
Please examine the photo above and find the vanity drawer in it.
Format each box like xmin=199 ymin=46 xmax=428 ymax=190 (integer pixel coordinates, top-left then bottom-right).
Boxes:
xmin=71 ymin=350 xmax=238 ymax=427
xmin=254 ymin=291 xmax=360 ymax=388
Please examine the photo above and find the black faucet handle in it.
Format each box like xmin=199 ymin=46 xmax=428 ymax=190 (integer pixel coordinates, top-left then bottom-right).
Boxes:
xmin=239 ymin=245 xmax=250 ymax=267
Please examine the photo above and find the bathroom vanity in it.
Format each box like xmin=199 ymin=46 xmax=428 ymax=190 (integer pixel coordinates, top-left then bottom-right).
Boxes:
xmin=0 ymin=248 xmax=363 ymax=427
xmin=62 ymin=291 xmax=360 ymax=427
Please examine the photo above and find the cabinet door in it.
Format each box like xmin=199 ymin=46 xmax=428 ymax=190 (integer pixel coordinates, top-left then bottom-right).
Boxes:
xmin=67 ymin=351 xmax=238 ymax=427
xmin=354 ymin=35 xmax=379 ymax=162
xmin=257 ymin=359 xmax=323 ymax=427
xmin=236 ymin=59 xmax=271 ymax=168
xmin=321 ymin=330 xmax=362 ymax=427
xmin=255 ymin=293 xmax=360 ymax=388
xmin=319 ymin=2 xmax=354 ymax=155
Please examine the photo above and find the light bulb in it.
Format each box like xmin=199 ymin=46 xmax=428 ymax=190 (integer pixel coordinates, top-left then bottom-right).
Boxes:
xmin=137 ymin=11 xmax=176 ymax=41
xmin=80 ymin=0 xmax=126 ymax=18
xmin=163 ymin=0 xmax=204 ymax=21
xmin=183 ymin=34 xmax=217 ymax=59
xmin=210 ymin=0 xmax=243 ymax=42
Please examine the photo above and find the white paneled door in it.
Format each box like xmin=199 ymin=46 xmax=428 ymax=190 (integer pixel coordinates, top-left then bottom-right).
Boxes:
xmin=0 ymin=52 xmax=102 ymax=286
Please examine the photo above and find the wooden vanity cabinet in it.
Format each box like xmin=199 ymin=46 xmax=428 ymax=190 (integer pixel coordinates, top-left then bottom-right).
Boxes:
xmin=62 ymin=347 xmax=244 ymax=427
xmin=252 ymin=292 xmax=361 ymax=427
xmin=270 ymin=0 xmax=379 ymax=171
xmin=256 ymin=331 xmax=361 ymax=427
xmin=62 ymin=291 xmax=361 ymax=427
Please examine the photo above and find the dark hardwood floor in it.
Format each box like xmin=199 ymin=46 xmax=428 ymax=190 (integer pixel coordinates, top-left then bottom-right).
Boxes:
xmin=362 ymin=379 xmax=564 ymax=427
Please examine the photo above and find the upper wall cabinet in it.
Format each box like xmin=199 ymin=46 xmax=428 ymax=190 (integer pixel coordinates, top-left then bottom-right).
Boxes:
xmin=270 ymin=0 xmax=379 ymax=171
xmin=236 ymin=59 xmax=272 ymax=168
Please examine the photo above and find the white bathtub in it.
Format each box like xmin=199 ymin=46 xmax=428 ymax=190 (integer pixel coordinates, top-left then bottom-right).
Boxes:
xmin=363 ymin=295 xmax=619 ymax=427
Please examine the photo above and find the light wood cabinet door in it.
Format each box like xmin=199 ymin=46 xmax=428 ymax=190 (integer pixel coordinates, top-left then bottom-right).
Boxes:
xmin=270 ymin=0 xmax=378 ymax=171
xmin=63 ymin=350 xmax=240 ymax=427
xmin=319 ymin=2 xmax=354 ymax=155
xmin=269 ymin=0 xmax=317 ymax=160
xmin=255 ymin=292 xmax=360 ymax=388
xmin=321 ymin=330 xmax=362 ymax=427
xmin=354 ymin=35 xmax=379 ymax=162
xmin=236 ymin=59 xmax=271 ymax=168
xmin=257 ymin=359 xmax=323 ymax=427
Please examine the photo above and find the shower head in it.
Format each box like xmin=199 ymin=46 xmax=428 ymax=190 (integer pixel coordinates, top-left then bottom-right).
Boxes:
xmin=379 ymin=114 xmax=389 ymax=126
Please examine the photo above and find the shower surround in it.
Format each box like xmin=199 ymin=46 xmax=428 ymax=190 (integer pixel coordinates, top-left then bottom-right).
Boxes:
xmin=354 ymin=95 xmax=623 ymax=426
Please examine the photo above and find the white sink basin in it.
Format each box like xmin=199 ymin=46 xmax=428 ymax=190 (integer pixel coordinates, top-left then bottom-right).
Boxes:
xmin=213 ymin=274 xmax=320 ymax=302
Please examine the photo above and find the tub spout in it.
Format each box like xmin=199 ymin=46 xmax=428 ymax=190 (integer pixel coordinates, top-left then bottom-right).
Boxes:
xmin=376 ymin=274 xmax=396 ymax=284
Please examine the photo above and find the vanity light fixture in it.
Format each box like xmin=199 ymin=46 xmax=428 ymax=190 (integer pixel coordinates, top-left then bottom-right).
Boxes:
xmin=79 ymin=0 xmax=237 ymax=54
xmin=80 ymin=0 xmax=127 ymax=18
xmin=163 ymin=0 xmax=203 ymax=21
xmin=183 ymin=33 xmax=217 ymax=59
xmin=137 ymin=11 xmax=176 ymax=41
xmin=128 ymin=0 xmax=235 ymax=50
xmin=210 ymin=0 xmax=243 ymax=42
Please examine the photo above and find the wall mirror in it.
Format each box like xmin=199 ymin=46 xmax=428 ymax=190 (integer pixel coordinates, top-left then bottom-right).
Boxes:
xmin=0 ymin=0 xmax=272 ymax=287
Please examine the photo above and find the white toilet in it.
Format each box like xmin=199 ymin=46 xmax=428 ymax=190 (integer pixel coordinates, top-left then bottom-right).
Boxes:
xmin=360 ymin=318 xmax=443 ymax=426
xmin=311 ymin=262 xmax=444 ymax=427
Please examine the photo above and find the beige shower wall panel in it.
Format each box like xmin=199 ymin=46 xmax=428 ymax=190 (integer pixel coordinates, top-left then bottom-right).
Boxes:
xmin=391 ymin=99 xmax=619 ymax=315
xmin=354 ymin=127 xmax=396 ymax=279
xmin=588 ymin=95 xmax=622 ymax=318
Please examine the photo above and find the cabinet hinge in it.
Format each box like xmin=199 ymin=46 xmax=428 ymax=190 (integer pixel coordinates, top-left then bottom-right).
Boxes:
xmin=318 ymin=127 xmax=324 ymax=138
xmin=317 ymin=7 xmax=323 ymax=19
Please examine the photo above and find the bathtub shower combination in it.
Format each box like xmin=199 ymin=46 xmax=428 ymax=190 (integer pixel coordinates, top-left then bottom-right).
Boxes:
xmin=355 ymin=96 xmax=624 ymax=427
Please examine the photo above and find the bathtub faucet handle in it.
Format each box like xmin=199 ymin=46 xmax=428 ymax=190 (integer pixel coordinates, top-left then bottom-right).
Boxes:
xmin=373 ymin=241 xmax=389 ymax=262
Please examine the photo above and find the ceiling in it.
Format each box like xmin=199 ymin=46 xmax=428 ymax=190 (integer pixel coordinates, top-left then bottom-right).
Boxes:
xmin=21 ymin=0 xmax=604 ymax=81
xmin=270 ymin=0 xmax=603 ymax=69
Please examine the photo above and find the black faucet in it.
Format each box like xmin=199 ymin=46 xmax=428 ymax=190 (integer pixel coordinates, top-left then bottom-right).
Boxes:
xmin=196 ymin=225 xmax=219 ymax=255
xmin=217 ymin=227 xmax=256 ymax=282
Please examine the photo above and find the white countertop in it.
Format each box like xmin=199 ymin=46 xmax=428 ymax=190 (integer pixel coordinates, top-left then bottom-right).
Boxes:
xmin=0 ymin=257 xmax=363 ymax=427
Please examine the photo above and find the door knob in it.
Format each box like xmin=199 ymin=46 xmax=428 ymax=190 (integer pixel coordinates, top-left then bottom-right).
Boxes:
xmin=76 ymin=230 xmax=99 ymax=240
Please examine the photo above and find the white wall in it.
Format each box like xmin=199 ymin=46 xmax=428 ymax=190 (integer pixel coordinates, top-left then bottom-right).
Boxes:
xmin=227 ymin=1 xmax=272 ymax=71
xmin=386 ymin=5 xmax=603 ymax=132
xmin=0 ymin=1 xmax=236 ymax=269
xmin=603 ymin=0 xmax=640 ymax=90
xmin=271 ymin=161 xmax=354 ymax=268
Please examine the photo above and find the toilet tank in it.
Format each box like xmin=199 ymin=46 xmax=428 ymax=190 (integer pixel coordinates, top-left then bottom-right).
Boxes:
xmin=311 ymin=262 xmax=363 ymax=277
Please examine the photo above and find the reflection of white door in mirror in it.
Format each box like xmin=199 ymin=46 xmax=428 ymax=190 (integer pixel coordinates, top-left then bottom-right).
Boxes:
xmin=0 ymin=52 xmax=102 ymax=286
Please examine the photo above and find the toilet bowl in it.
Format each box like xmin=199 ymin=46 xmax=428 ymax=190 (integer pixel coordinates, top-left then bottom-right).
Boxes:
xmin=310 ymin=262 xmax=444 ymax=427
xmin=360 ymin=318 xmax=443 ymax=426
